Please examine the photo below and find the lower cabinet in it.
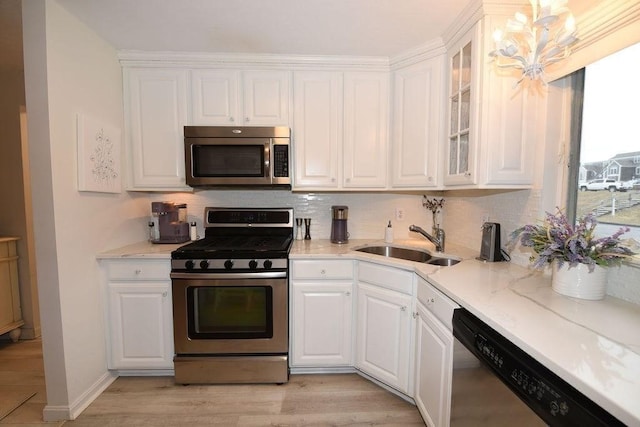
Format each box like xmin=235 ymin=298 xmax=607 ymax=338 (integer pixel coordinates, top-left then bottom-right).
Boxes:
xmin=414 ymin=276 xmax=458 ymax=427
xmin=415 ymin=301 xmax=453 ymax=426
xmin=355 ymin=262 xmax=414 ymax=394
xmin=290 ymin=257 xmax=458 ymax=415
xmin=290 ymin=259 xmax=354 ymax=367
xmin=291 ymin=281 xmax=353 ymax=366
xmin=0 ymin=237 xmax=23 ymax=342
xmin=102 ymin=259 xmax=174 ymax=370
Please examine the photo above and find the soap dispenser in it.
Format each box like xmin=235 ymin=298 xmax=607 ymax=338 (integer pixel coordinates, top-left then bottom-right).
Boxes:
xmin=384 ymin=220 xmax=393 ymax=243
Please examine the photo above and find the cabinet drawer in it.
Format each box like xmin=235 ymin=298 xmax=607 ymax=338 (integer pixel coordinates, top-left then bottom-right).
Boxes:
xmin=106 ymin=260 xmax=171 ymax=281
xmin=417 ymin=276 xmax=459 ymax=331
xmin=358 ymin=262 xmax=413 ymax=294
xmin=291 ymin=259 xmax=354 ymax=280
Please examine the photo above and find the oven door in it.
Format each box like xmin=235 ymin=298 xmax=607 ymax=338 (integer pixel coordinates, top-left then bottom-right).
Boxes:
xmin=172 ymin=274 xmax=288 ymax=355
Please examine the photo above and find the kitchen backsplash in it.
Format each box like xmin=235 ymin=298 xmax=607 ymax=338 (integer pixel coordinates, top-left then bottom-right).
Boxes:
xmin=149 ymin=190 xmax=437 ymax=242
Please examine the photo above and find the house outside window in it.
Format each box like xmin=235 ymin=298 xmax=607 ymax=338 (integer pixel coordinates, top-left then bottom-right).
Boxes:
xmin=567 ymin=42 xmax=640 ymax=241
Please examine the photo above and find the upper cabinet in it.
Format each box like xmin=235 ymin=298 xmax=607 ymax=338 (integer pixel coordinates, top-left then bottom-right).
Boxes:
xmin=443 ymin=17 xmax=536 ymax=188
xmin=292 ymin=71 xmax=342 ymax=189
xmin=293 ymin=70 xmax=389 ymax=190
xmin=121 ymin=29 xmax=537 ymax=192
xmin=391 ymin=56 xmax=445 ymax=189
xmin=191 ymin=69 xmax=291 ymax=126
xmin=124 ymin=68 xmax=190 ymax=191
xmin=123 ymin=67 xmax=291 ymax=191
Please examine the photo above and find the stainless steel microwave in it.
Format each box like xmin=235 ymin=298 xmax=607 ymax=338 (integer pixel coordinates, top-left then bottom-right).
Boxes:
xmin=184 ymin=126 xmax=291 ymax=188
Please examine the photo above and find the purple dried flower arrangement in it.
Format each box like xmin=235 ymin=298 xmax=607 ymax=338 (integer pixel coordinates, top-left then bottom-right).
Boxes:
xmin=509 ymin=209 xmax=635 ymax=271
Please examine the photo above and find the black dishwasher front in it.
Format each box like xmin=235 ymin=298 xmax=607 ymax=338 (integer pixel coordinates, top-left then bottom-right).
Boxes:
xmin=451 ymin=308 xmax=623 ymax=427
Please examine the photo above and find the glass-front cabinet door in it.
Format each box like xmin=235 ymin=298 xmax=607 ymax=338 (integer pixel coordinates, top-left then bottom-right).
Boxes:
xmin=445 ymin=30 xmax=476 ymax=186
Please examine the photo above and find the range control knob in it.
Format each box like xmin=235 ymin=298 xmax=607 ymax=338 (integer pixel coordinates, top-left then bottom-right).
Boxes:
xmin=199 ymin=260 xmax=210 ymax=270
xmin=263 ymin=259 xmax=273 ymax=270
xmin=224 ymin=260 xmax=234 ymax=270
xmin=185 ymin=260 xmax=195 ymax=270
xmin=248 ymin=260 xmax=258 ymax=270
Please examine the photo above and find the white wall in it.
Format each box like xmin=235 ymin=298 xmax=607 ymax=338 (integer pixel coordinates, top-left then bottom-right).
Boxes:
xmin=22 ymin=0 xmax=150 ymax=420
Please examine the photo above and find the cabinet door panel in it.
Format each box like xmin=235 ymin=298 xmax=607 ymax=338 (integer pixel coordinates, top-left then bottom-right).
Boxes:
xmin=191 ymin=69 xmax=239 ymax=125
xmin=126 ymin=68 xmax=189 ymax=189
xmin=415 ymin=302 xmax=453 ymax=427
xmin=343 ymin=72 xmax=388 ymax=188
xmin=293 ymin=71 xmax=342 ymax=188
xmin=356 ymin=282 xmax=412 ymax=393
xmin=291 ymin=282 xmax=352 ymax=366
xmin=391 ymin=59 xmax=443 ymax=188
xmin=108 ymin=282 xmax=174 ymax=369
xmin=243 ymin=70 xmax=290 ymax=126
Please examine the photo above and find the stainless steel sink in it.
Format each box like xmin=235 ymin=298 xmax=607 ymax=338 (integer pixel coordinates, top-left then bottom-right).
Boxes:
xmin=354 ymin=245 xmax=461 ymax=266
xmin=355 ymin=245 xmax=433 ymax=263
xmin=426 ymin=257 xmax=461 ymax=266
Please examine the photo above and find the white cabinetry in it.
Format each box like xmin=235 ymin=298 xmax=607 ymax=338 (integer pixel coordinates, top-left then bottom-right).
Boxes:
xmin=444 ymin=18 xmax=536 ymax=188
xmin=102 ymin=259 xmax=174 ymax=371
xmin=391 ymin=56 xmax=445 ymax=188
xmin=356 ymin=262 xmax=414 ymax=394
xmin=124 ymin=68 xmax=190 ymax=191
xmin=343 ymin=72 xmax=389 ymax=188
xmin=0 ymin=238 xmax=23 ymax=342
xmin=290 ymin=260 xmax=354 ymax=367
xmin=414 ymin=276 xmax=458 ymax=427
xmin=293 ymin=71 xmax=389 ymax=190
xmin=191 ymin=69 xmax=290 ymax=126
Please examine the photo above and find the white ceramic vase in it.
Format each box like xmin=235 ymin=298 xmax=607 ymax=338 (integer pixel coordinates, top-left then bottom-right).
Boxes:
xmin=551 ymin=260 xmax=608 ymax=300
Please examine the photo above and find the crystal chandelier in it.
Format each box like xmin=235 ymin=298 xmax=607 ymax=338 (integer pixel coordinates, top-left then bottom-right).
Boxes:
xmin=489 ymin=0 xmax=578 ymax=85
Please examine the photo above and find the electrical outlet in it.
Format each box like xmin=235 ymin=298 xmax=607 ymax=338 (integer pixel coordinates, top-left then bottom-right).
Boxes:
xmin=395 ymin=208 xmax=405 ymax=221
xmin=482 ymin=214 xmax=490 ymax=223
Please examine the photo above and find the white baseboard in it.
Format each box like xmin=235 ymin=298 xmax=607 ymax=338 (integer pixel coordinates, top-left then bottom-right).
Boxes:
xmin=42 ymin=371 xmax=117 ymax=421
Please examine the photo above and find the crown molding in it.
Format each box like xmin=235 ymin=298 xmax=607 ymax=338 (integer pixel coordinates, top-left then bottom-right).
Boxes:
xmin=118 ymin=50 xmax=390 ymax=72
xmin=545 ymin=0 xmax=640 ymax=81
xmin=389 ymin=38 xmax=446 ymax=70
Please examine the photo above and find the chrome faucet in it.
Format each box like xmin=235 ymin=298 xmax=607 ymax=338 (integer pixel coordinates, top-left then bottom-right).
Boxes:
xmin=409 ymin=225 xmax=445 ymax=252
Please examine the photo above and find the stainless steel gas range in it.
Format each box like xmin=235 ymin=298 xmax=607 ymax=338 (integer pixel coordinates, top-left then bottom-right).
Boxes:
xmin=170 ymin=207 xmax=293 ymax=384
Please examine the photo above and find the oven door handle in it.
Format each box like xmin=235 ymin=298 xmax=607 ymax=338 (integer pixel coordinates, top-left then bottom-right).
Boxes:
xmin=170 ymin=271 xmax=287 ymax=280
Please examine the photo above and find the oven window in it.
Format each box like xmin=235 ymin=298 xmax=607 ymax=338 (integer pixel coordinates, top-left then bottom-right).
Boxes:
xmin=193 ymin=145 xmax=264 ymax=177
xmin=187 ymin=286 xmax=273 ymax=339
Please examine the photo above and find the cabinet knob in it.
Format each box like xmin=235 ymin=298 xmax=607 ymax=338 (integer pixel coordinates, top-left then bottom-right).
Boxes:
xmin=245 ymin=117 xmax=250 ymax=122
xmin=134 ymin=269 xmax=142 ymax=275
xmin=320 ymin=269 xmax=326 ymax=275
xmin=427 ymin=297 xmax=435 ymax=304
xmin=345 ymin=178 xmax=350 ymax=183
xmin=413 ymin=312 xmax=419 ymax=319
xmin=345 ymin=291 xmax=351 ymax=296
xmin=162 ymin=291 xmax=168 ymax=297
xmin=400 ymin=306 xmax=407 ymax=312
xmin=464 ymin=171 xmax=471 ymax=177
xmin=229 ymin=117 xmax=235 ymax=122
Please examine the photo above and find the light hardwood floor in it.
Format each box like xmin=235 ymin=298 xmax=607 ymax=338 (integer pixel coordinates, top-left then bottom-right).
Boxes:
xmin=0 ymin=338 xmax=425 ymax=426
xmin=0 ymin=337 xmax=62 ymax=426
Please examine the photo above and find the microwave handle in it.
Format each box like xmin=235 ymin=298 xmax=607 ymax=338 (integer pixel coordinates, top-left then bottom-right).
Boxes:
xmin=264 ymin=141 xmax=271 ymax=179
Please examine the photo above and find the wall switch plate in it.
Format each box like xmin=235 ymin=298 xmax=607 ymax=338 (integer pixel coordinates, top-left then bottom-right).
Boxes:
xmin=395 ymin=208 xmax=405 ymax=221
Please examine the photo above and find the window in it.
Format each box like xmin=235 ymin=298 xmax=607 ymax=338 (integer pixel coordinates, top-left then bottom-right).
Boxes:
xmin=568 ymin=42 xmax=640 ymax=241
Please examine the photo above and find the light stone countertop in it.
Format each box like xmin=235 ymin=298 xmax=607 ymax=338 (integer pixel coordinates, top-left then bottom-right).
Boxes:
xmin=290 ymin=238 xmax=640 ymax=426
xmin=98 ymin=238 xmax=640 ymax=424
xmin=96 ymin=240 xmax=184 ymax=259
